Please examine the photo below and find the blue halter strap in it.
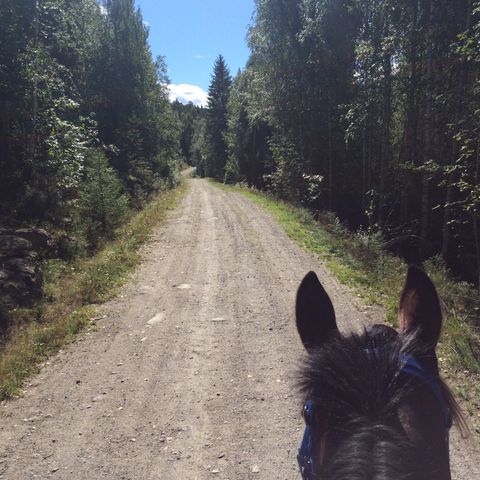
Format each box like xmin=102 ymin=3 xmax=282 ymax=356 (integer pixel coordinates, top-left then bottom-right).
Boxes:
xmin=399 ymin=354 xmax=453 ymax=430
xmin=297 ymin=353 xmax=452 ymax=480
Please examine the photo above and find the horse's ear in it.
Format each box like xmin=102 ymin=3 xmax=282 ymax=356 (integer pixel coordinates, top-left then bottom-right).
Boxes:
xmin=398 ymin=266 xmax=442 ymax=347
xmin=296 ymin=271 xmax=337 ymax=352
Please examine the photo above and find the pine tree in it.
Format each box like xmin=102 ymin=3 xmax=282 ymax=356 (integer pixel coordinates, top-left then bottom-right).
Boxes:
xmin=77 ymin=149 xmax=128 ymax=250
xmin=205 ymin=55 xmax=232 ymax=179
xmin=172 ymin=101 xmax=206 ymax=165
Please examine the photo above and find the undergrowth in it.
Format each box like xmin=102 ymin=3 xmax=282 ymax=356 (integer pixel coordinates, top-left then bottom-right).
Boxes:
xmin=0 ymin=182 xmax=187 ymax=400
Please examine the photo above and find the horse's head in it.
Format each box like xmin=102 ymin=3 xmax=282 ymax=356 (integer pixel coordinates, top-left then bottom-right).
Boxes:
xmin=295 ymin=266 xmax=461 ymax=480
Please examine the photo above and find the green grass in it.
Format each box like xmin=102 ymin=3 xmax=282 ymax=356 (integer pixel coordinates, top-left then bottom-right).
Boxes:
xmin=0 ymin=182 xmax=188 ymax=400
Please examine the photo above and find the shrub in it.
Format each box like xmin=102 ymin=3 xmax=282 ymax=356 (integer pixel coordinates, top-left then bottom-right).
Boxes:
xmin=77 ymin=149 xmax=129 ymax=250
xmin=224 ymin=157 xmax=241 ymax=184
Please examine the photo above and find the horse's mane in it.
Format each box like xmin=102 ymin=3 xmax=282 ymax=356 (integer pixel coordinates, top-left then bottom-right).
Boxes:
xmin=298 ymin=329 xmax=463 ymax=480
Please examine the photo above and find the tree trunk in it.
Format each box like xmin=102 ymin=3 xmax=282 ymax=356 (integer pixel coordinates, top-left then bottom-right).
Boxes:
xmin=441 ymin=0 xmax=473 ymax=260
xmin=379 ymin=28 xmax=392 ymax=225
xmin=362 ymin=124 xmax=367 ymax=213
xmin=400 ymin=0 xmax=419 ymax=226
xmin=474 ymin=140 xmax=480 ymax=294
xmin=31 ymin=0 xmax=40 ymax=161
xmin=327 ymin=104 xmax=333 ymax=210
xmin=0 ymin=100 xmax=9 ymax=164
xmin=250 ymin=125 xmax=256 ymax=186
xmin=404 ymin=0 xmax=419 ymax=167
xmin=420 ymin=0 xmax=435 ymax=257
xmin=474 ymin=211 xmax=480 ymax=294
xmin=441 ymin=169 xmax=456 ymax=260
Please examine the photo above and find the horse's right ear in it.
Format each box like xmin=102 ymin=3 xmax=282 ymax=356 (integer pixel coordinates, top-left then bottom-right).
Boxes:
xmin=296 ymin=271 xmax=338 ymax=352
xmin=398 ymin=266 xmax=443 ymax=348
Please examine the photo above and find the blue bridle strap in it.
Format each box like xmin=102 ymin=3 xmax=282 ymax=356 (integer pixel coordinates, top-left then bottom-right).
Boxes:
xmin=363 ymin=348 xmax=452 ymax=430
xmin=297 ymin=400 xmax=316 ymax=479
xmin=399 ymin=355 xmax=453 ymax=430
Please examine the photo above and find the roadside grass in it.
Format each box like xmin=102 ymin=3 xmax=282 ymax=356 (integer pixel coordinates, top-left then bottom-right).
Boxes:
xmin=0 ymin=182 xmax=188 ymax=401
xmin=216 ymin=182 xmax=480 ymax=429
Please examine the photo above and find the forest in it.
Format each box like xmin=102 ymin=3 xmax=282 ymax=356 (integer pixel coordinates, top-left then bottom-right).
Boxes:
xmin=197 ymin=0 xmax=480 ymax=290
xmin=0 ymin=0 xmax=180 ymax=244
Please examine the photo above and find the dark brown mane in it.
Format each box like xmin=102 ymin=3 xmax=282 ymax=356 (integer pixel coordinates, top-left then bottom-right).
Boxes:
xmin=298 ymin=329 xmax=463 ymax=480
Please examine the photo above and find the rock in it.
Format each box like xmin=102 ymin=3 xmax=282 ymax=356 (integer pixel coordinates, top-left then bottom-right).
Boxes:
xmin=13 ymin=228 xmax=52 ymax=253
xmin=0 ymin=229 xmax=49 ymax=323
xmin=0 ymin=236 xmax=33 ymax=256
xmin=0 ymin=228 xmax=52 ymax=255
xmin=0 ymin=256 xmax=42 ymax=309
xmin=147 ymin=313 xmax=165 ymax=326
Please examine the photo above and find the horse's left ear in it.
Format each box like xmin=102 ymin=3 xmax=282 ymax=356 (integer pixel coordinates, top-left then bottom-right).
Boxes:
xmin=398 ymin=266 xmax=442 ymax=348
xmin=296 ymin=271 xmax=338 ymax=352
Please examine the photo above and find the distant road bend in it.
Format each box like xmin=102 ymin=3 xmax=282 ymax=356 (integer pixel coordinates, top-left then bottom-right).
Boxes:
xmin=0 ymin=178 xmax=478 ymax=479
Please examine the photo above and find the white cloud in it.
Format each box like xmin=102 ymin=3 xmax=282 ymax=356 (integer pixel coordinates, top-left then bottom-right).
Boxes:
xmin=194 ymin=54 xmax=212 ymax=59
xmin=168 ymin=84 xmax=208 ymax=108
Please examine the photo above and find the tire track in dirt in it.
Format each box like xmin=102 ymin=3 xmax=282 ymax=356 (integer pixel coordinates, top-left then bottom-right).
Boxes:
xmin=0 ymin=179 xmax=478 ymax=479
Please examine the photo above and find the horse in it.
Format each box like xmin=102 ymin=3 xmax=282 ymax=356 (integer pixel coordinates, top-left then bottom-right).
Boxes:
xmin=295 ymin=266 xmax=463 ymax=480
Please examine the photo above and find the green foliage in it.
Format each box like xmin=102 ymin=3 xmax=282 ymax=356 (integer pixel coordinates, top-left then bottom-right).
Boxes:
xmin=226 ymin=0 xmax=480 ymax=288
xmin=94 ymin=1 xmax=180 ymax=197
xmin=77 ymin=149 xmax=129 ymax=250
xmin=265 ymin=138 xmax=306 ymax=201
xmin=224 ymin=157 xmax=241 ymax=184
xmin=0 ymin=0 xmax=181 ymax=228
xmin=191 ymin=117 xmax=208 ymax=177
xmin=224 ymin=70 xmax=272 ymax=187
xmin=0 ymin=0 xmax=99 ymax=221
xmin=172 ymin=101 xmax=206 ymax=164
xmin=224 ymin=73 xmax=248 ymax=184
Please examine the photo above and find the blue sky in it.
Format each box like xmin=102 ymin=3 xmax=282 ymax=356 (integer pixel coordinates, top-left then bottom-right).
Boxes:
xmin=135 ymin=0 xmax=255 ymax=106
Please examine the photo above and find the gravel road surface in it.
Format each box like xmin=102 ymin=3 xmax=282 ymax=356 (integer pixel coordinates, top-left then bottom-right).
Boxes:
xmin=0 ymin=179 xmax=478 ymax=479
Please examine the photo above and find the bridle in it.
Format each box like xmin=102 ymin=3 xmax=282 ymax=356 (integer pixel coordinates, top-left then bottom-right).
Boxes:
xmin=297 ymin=353 xmax=453 ymax=479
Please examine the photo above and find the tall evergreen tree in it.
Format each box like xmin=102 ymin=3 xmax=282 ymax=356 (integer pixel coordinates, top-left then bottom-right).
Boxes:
xmin=205 ymin=55 xmax=232 ymax=179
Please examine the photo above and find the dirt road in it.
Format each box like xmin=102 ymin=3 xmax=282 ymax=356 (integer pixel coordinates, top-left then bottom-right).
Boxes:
xmin=0 ymin=179 xmax=478 ymax=479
